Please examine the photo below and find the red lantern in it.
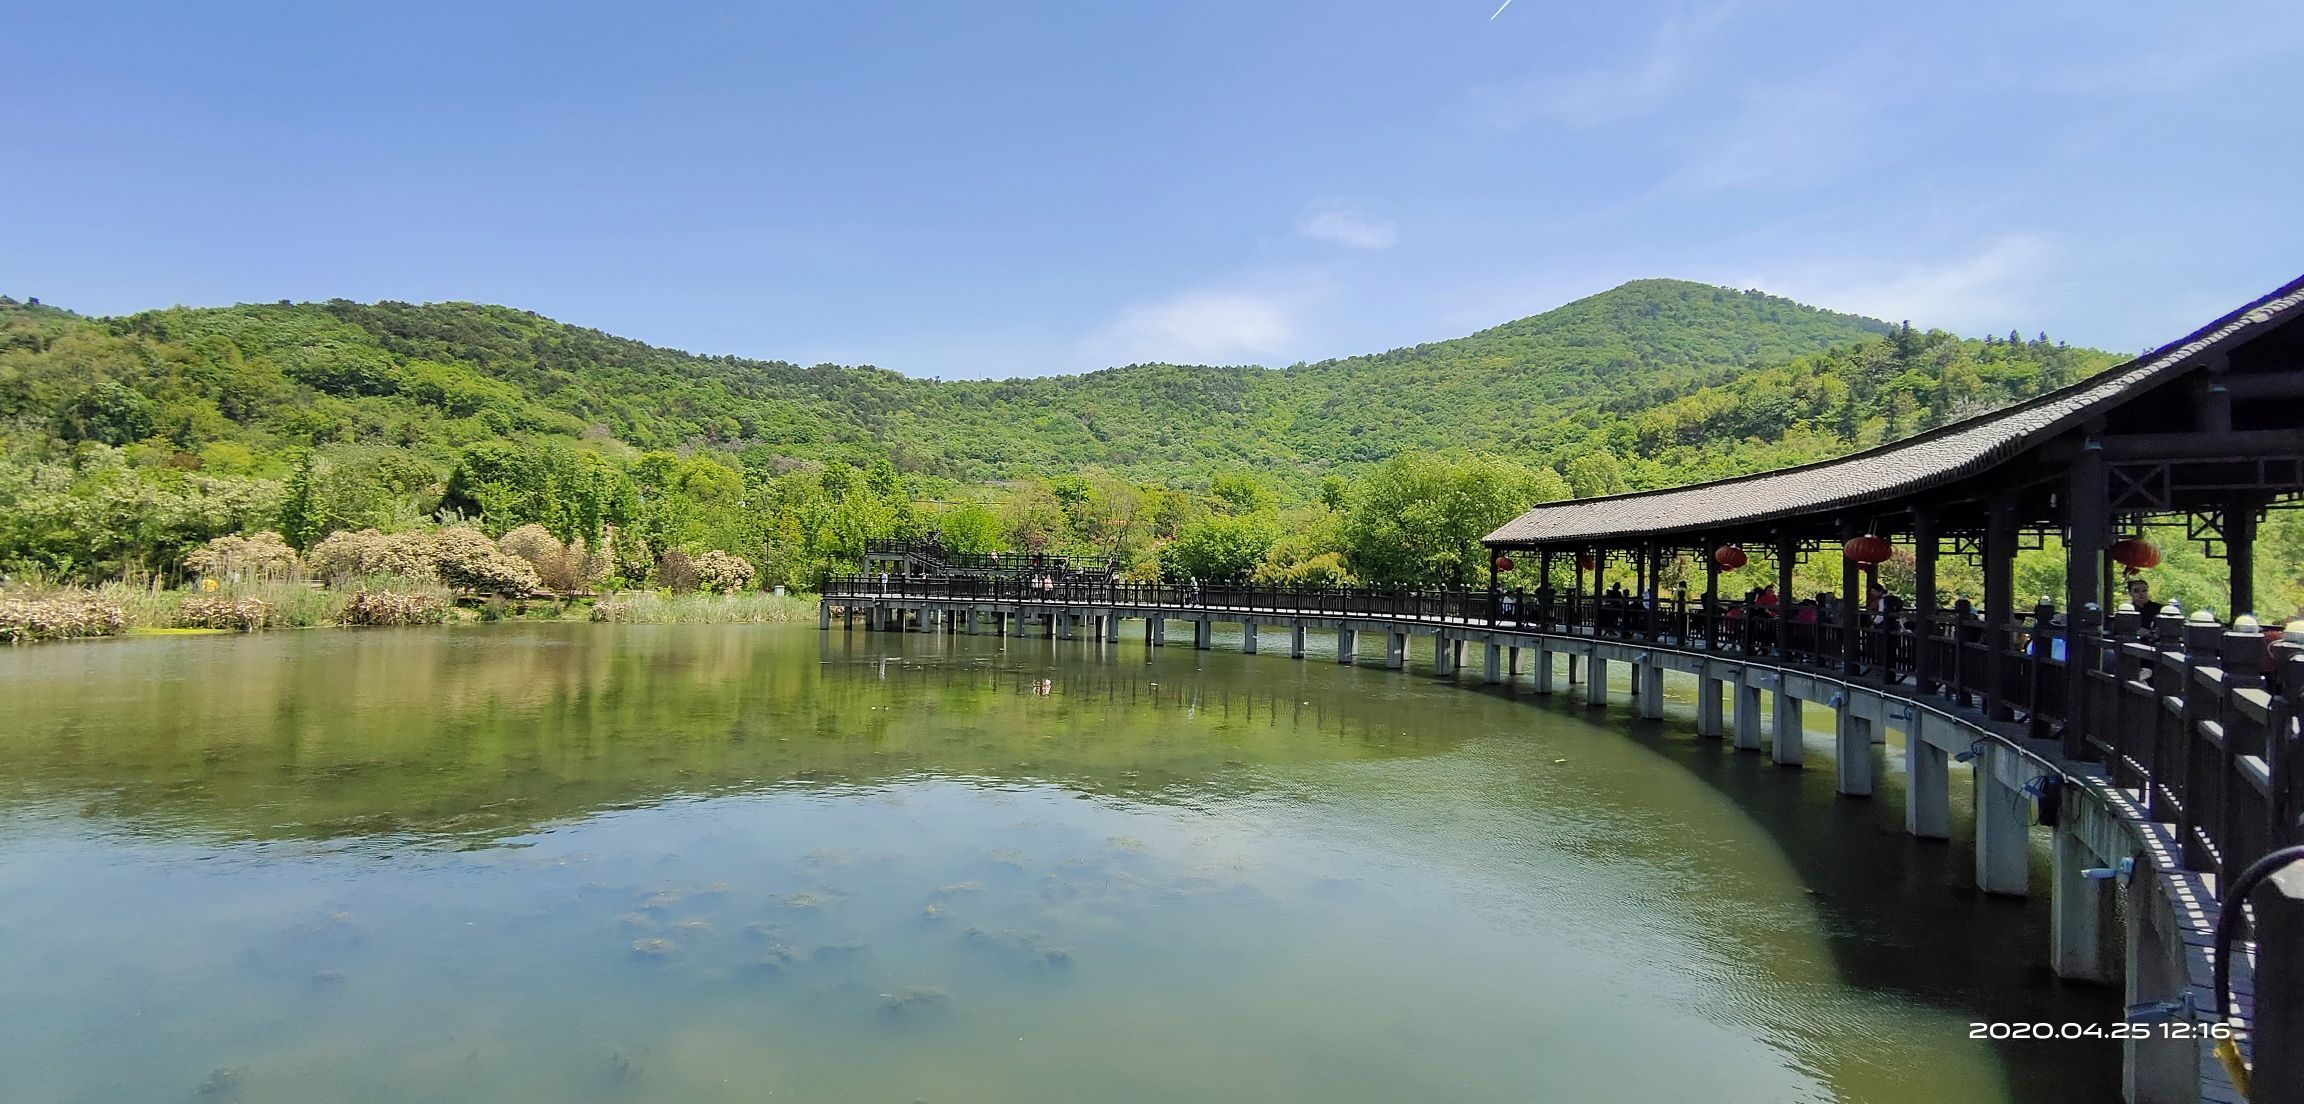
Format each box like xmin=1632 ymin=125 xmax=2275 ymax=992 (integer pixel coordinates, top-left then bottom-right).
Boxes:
xmin=1576 ymin=553 xmax=1597 ymax=572
xmin=1493 ymin=555 xmax=1515 ymax=573
xmin=1712 ymin=544 xmax=1748 ymax=570
xmin=2110 ymin=537 xmax=2161 ymax=573
xmin=1843 ymin=534 xmax=1892 ymax=565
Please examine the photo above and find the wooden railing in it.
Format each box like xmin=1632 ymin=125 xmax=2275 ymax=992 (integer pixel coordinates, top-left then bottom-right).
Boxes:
xmin=824 ymin=575 xmax=2303 ymax=887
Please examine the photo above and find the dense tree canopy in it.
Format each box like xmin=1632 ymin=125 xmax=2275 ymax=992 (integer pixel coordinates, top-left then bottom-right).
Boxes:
xmin=6 ymin=283 xmax=2287 ymax=617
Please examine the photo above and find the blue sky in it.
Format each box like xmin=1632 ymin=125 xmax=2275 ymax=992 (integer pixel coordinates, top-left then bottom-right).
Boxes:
xmin=5 ymin=1 xmax=2299 ymax=377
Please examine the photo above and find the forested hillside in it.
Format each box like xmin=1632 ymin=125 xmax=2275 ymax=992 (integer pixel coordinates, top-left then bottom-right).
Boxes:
xmin=0 ymin=278 xmax=2140 ymax=595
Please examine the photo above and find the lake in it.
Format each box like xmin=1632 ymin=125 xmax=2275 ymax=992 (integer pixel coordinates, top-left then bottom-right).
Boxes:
xmin=0 ymin=622 xmax=2117 ymax=1103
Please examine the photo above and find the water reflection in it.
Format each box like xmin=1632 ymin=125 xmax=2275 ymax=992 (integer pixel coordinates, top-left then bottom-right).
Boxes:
xmin=0 ymin=624 xmax=2113 ymax=1103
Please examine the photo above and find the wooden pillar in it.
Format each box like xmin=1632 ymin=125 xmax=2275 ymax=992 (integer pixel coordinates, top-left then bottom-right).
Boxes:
xmin=1776 ymin=532 xmax=1797 ymax=658
xmin=1703 ymin=541 xmax=1720 ymax=649
xmin=2227 ymin=497 xmax=2259 ymax=616
xmin=2065 ymin=443 xmax=2109 ymax=759
xmin=1983 ymin=490 xmax=2018 ymax=722
xmin=1912 ymin=508 xmax=1938 ymax=693
xmin=1840 ymin=521 xmax=1862 ymax=675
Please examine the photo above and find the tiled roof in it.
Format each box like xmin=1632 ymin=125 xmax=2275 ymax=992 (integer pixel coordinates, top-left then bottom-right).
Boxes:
xmin=1485 ymin=273 xmax=2304 ymax=547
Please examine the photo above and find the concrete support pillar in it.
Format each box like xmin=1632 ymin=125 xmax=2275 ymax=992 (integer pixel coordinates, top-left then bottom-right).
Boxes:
xmin=1734 ymin=683 xmax=1764 ymax=752
xmin=1241 ymin=621 xmax=1259 ymax=654
xmin=818 ymin=603 xmax=831 ymax=630
xmin=1385 ymin=632 xmax=1406 ymax=670
xmin=1696 ymin=675 xmax=1725 ymax=738
xmin=1904 ymin=724 xmax=1952 ymax=839
xmin=1770 ymin=690 xmax=1803 ymax=766
xmin=2049 ymin=821 xmax=2117 ymax=984
xmin=1058 ymin=613 xmax=1075 ymax=641
xmin=1043 ymin=612 xmax=1055 ymax=639
xmin=1336 ymin=626 xmax=1356 ymax=664
xmin=1290 ymin=623 xmax=1306 ymax=659
xmin=1010 ymin=608 xmax=1027 ymax=638
xmin=1508 ymin=646 xmax=1520 ymax=677
xmin=1834 ymin=711 xmax=1874 ymax=796
xmin=1586 ymin=655 xmax=1609 ymax=707
xmin=2124 ymin=878 xmax=2198 ymax=1104
xmin=1483 ymin=642 xmax=1502 ymax=685
xmin=1975 ymin=745 xmax=2030 ymax=896
xmin=1105 ymin=612 xmax=1121 ymax=643
xmin=1432 ymin=633 xmax=1453 ymax=675
xmin=1533 ymin=647 xmax=1555 ymax=694
xmin=1629 ymin=664 xmax=1643 ymax=701
xmin=1193 ymin=619 xmax=1212 ymax=650
xmin=1637 ymin=662 xmax=1664 ymax=719
xmin=1152 ymin=618 xmax=1166 ymax=647
xmin=1567 ymin=655 xmax=1581 ymax=685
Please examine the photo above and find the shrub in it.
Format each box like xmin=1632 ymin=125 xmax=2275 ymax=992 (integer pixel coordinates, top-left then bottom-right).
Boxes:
xmin=0 ymin=594 xmax=127 ymax=642
xmin=427 ymin=527 xmax=541 ymax=594
xmin=340 ymin=590 xmax=451 ymax=627
xmin=605 ymin=525 xmax=651 ymax=587
xmin=498 ymin=524 xmax=607 ymax=592
xmin=655 ymin=549 xmax=700 ymax=592
xmin=308 ymin=527 xmax=538 ymax=594
xmin=184 ymin=531 xmax=301 ymax=581
xmin=307 ymin=529 xmax=439 ymax=582
xmin=175 ymin=595 xmax=275 ymax=631
xmin=695 ymin=550 xmax=757 ymax=593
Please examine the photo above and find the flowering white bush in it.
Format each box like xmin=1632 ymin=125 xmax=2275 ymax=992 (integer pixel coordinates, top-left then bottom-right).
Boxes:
xmin=695 ymin=550 xmax=757 ymax=593
xmin=184 ymin=531 xmax=301 ymax=580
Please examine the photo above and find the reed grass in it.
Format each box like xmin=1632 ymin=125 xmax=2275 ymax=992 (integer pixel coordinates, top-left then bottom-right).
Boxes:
xmin=587 ymin=590 xmax=816 ymax=624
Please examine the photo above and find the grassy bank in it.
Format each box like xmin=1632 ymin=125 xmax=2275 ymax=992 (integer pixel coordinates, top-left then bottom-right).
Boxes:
xmin=1 ymin=581 xmax=817 ymax=643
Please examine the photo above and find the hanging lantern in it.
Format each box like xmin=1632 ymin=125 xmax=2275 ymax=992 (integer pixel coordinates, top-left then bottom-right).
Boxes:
xmin=1576 ymin=553 xmax=1597 ymax=572
xmin=1712 ymin=544 xmax=1748 ymax=570
xmin=1843 ymin=534 xmax=1893 ymax=565
xmin=2109 ymin=536 xmax=2161 ymax=573
xmin=1493 ymin=555 xmax=1515 ymax=573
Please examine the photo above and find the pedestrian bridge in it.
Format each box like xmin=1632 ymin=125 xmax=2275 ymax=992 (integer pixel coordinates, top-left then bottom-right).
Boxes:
xmin=826 ymin=273 xmax=2304 ymax=1104
xmin=821 ymin=579 xmax=2291 ymax=1104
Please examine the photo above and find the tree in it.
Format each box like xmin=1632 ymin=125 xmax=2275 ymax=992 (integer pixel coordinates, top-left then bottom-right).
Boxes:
xmin=1342 ymin=453 xmax=1555 ymax=586
xmin=1563 ymin=449 xmax=1629 ymax=498
xmin=1162 ymin=514 xmax=1275 ymax=583
xmin=55 ymin=383 xmax=153 ymax=445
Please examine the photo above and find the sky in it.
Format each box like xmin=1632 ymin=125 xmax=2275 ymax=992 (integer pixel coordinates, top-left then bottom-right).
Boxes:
xmin=5 ymin=1 xmax=2300 ymax=378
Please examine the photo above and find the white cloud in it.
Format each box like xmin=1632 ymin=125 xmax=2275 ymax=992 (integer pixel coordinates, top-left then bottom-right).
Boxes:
xmin=1745 ymin=235 xmax=2053 ymax=331
xmin=1089 ymin=290 xmax=1296 ymax=365
xmin=1296 ymin=201 xmax=1397 ymax=250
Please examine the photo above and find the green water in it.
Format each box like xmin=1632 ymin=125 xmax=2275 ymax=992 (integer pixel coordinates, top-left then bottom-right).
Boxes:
xmin=0 ymin=623 xmax=2117 ymax=1103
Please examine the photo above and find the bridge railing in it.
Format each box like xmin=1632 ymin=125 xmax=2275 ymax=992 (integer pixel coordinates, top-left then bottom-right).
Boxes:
xmin=825 ymin=576 xmax=2301 ymax=886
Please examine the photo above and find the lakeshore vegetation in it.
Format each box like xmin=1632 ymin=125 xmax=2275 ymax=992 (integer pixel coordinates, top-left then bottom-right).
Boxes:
xmin=4 ymin=278 xmax=2298 ymax=642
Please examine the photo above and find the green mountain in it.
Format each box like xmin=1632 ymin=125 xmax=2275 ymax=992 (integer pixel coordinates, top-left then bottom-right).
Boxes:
xmin=0 ymin=278 xmax=2117 ymax=582
xmin=0 ymin=279 xmax=1888 ymax=478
